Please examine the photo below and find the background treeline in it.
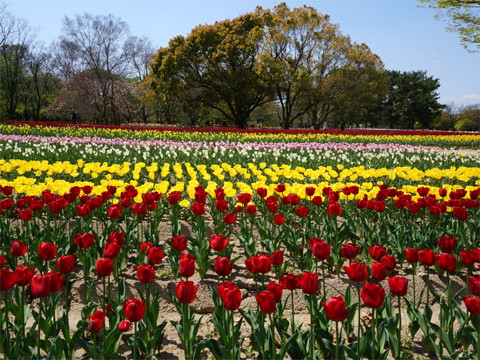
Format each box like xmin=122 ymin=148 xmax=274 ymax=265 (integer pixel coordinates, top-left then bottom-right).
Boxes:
xmin=0 ymin=3 xmax=478 ymax=130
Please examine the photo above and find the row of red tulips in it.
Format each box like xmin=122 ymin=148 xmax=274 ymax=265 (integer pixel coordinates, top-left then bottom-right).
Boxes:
xmin=4 ymin=120 xmax=479 ymax=136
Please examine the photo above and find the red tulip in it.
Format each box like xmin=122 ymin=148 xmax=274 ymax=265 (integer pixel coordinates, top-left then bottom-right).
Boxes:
xmin=296 ymin=206 xmax=309 ymax=217
xmin=190 ymin=202 xmax=205 ymax=216
xmin=436 ymin=253 xmax=457 ymax=272
xmin=2 ymin=185 xmax=13 ymax=196
xmin=343 ymin=261 xmax=368 ymax=282
xmin=437 ymin=235 xmax=456 ymax=253
xmin=256 ymin=291 xmax=276 ymax=314
xmin=176 ymin=280 xmax=198 ymax=304
xmin=0 ymin=255 xmax=5 ymax=269
xmin=73 ymin=233 xmax=95 ymax=249
xmin=419 ymin=249 xmax=436 ymax=266
xmin=267 ymin=281 xmax=283 ymax=303
xmin=14 ymin=266 xmax=35 ymax=286
xmin=245 ymin=204 xmax=257 ymax=215
xmin=361 ymin=282 xmax=385 ymax=308
xmin=38 ymin=242 xmax=57 ymax=261
xmin=341 ymin=243 xmax=360 ymax=260
xmin=140 ymin=241 xmax=152 ymax=254
xmin=0 ymin=198 xmax=14 ymax=210
xmin=57 ymin=255 xmax=75 ymax=274
xmin=167 ymin=191 xmax=181 ymax=205
xmin=245 ymin=256 xmax=257 ymax=274
xmin=16 ymin=208 xmax=32 ymax=221
xmin=76 ymin=204 xmax=91 ymax=217
xmin=404 ymin=248 xmax=419 ymax=264
xmin=388 ymin=276 xmax=408 ymax=297
xmin=381 ymin=255 xmax=396 ymax=271
xmin=96 ymin=258 xmax=114 ymax=277
xmin=223 ymin=212 xmax=236 ymax=225
xmin=132 ymin=203 xmax=148 ymax=216
xmin=215 ymin=199 xmax=229 ymax=211
xmin=322 ymin=296 xmax=348 ymax=322
xmin=123 ymin=298 xmax=146 ymax=322
xmin=109 ymin=231 xmax=125 ymax=247
xmin=309 ymin=237 xmax=330 ymax=260
xmin=273 ymin=214 xmax=285 ymax=225
xmin=0 ymin=268 xmax=18 ymax=290
xmin=327 ymin=202 xmax=342 ymax=216
xmin=136 ymin=264 xmax=154 ymax=283
xmin=171 ymin=235 xmax=188 ymax=252
xmin=271 ymin=250 xmax=284 ymax=266
xmin=255 ymin=187 xmax=267 ymax=198
xmin=118 ymin=320 xmax=131 ymax=332
xmin=88 ymin=310 xmax=106 ymax=334
xmin=30 ymin=274 xmax=51 ymax=298
xmin=107 ymin=203 xmax=122 ymax=219
xmin=103 ymin=241 xmax=121 ymax=259
xmin=11 ymin=241 xmax=28 ymax=257
xmin=209 ymin=235 xmax=229 ymax=252
xmin=179 ymin=253 xmax=196 ymax=278
xmin=254 ymin=254 xmax=272 ymax=274
xmin=464 ymin=296 xmax=480 ymax=315
xmin=45 ymin=271 xmax=63 ymax=292
xmin=147 ymin=247 xmax=163 ymax=265
xmin=468 ymin=276 xmax=480 ymax=297
xmin=369 ymin=245 xmax=386 ymax=261
xmin=312 ymin=196 xmax=323 ymax=206
xmin=217 ymin=281 xmax=241 ymax=311
xmin=275 ymin=184 xmax=286 ymax=193
xmin=460 ymin=249 xmax=476 ymax=267
xmin=306 ymin=187 xmax=315 ymax=197
xmin=371 ymin=262 xmax=387 ymax=281
xmin=280 ymin=274 xmax=301 ymax=291
xmin=238 ymin=193 xmax=252 ymax=204
xmin=301 ymin=272 xmax=318 ymax=295
xmin=214 ymin=256 xmax=233 ymax=277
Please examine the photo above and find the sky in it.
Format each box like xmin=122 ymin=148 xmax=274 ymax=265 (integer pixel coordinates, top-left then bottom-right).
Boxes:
xmin=4 ymin=0 xmax=480 ymax=107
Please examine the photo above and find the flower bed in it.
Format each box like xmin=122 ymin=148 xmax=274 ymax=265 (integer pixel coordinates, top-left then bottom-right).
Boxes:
xmin=0 ymin=123 xmax=479 ymax=359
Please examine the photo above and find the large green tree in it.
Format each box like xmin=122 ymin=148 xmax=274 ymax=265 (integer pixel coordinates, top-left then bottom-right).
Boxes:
xmin=418 ymin=0 xmax=480 ymax=52
xmin=377 ymin=70 xmax=443 ymax=129
xmin=148 ymin=13 xmax=272 ymax=129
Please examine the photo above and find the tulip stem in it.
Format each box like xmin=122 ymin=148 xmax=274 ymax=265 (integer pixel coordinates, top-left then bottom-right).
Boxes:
xmin=357 ymin=281 xmax=361 ymax=351
xmin=269 ymin=313 xmax=276 ymax=360
xmin=372 ymin=308 xmax=376 ymax=360
xmin=322 ymin=260 xmax=326 ymax=299
xmin=21 ymin=286 xmax=25 ymax=338
xmin=134 ymin=321 xmax=137 ymax=360
xmin=426 ymin=266 xmax=430 ymax=306
xmin=477 ymin=315 xmax=479 ymax=360
xmin=64 ymin=274 xmax=69 ymax=333
xmin=102 ymin=277 xmax=106 ymax=312
xmin=398 ymin=296 xmax=402 ymax=357
xmin=412 ymin=265 xmax=416 ymax=305
xmin=291 ymin=290 xmax=295 ymax=333
xmin=310 ymin=295 xmax=315 ymax=359
xmin=335 ymin=321 xmax=340 ymax=360
xmin=37 ymin=297 xmax=42 ymax=358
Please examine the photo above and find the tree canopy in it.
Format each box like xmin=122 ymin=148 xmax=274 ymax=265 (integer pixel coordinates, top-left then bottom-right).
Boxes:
xmin=418 ymin=0 xmax=480 ymax=52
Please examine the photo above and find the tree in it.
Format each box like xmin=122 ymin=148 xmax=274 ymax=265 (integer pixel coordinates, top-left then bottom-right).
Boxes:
xmin=55 ymin=13 xmax=132 ymax=123
xmin=0 ymin=6 xmax=36 ymax=120
xmin=418 ymin=0 xmax=480 ymax=52
xmin=24 ymin=45 xmax=61 ymax=121
xmin=257 ymin=3 xmax=334 ymax=129
xmin=377 ymin=70 xmax=443 ymax=129
xmin=455 ymin=103 xmax=480 ymax=130
xmin=304 ymin=40 xmax=388 ymax=130
xmin=148 ymin=12 xmax=272 ymax=129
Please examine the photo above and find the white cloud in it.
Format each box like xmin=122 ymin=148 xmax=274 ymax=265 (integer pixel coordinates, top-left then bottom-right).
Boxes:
xmin=440 ymin=94 xmax=480 ymax=106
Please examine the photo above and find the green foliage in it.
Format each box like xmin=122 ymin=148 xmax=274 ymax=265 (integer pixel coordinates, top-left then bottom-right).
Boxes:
xmin=374 ymin=70 xmax=443 ymax=129
xmin=418 ymin=0 xmax=480 ymax=52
